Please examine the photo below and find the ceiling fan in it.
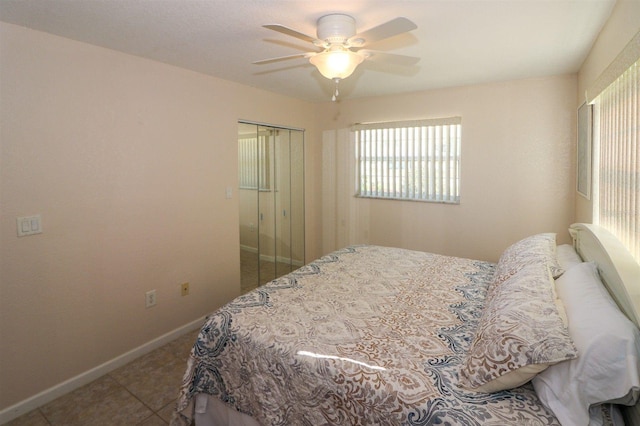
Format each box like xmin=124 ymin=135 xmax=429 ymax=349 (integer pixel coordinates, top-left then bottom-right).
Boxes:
xmin=254 ymin=14 xmax=419 ymax=100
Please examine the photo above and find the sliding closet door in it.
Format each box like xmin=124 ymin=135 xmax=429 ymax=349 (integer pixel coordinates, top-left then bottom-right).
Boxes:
xmin=238 ymin=123 xmax=260 ymax=293
xmin=274 ymin=128 xmax=305 ymax=277
xmin=258 ymin=126 xmax=276 ymax=285
xmin=289 ymin=130 xmax=305 ymax=269
xmin=274 ymin=129 xmax=291 ymax=279
xmin=238 ymin=122 xmax=304 ymax=294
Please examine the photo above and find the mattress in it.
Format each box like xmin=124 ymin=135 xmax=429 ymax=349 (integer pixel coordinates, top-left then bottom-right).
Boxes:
xmin=173 ymin=245 xmax=560 ymax=425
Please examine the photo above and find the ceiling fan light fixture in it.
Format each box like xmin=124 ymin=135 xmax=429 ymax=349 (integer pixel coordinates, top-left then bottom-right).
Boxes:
xmin=257 ymin=14 xmax=418 ymax=100
xmin=309 ymin=47 xmax=364 ymax=80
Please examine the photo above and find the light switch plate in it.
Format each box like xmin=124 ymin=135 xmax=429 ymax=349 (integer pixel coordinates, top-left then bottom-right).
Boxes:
xmin=17 ymin=215 xmax=42 ymax=237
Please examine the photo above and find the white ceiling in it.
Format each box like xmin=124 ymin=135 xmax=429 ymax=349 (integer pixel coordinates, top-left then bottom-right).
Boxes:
xmin=0 ymin=0 xmax=615 ymax=103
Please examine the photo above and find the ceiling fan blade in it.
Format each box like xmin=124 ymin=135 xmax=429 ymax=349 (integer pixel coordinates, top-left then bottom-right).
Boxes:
xmin=359 ymin=50 xmax=420 ymax=67
xmin=263 ymin=24 xmax=321 ymax=45
xmin=253 ymin=53 xmax=312 ymax=65
xmin=349 ymin=17 xmax=417 ymax=46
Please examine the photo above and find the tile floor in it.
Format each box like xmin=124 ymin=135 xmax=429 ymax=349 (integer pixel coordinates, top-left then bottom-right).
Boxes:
xmin=6 ymin=329 xmax=199 ymax=426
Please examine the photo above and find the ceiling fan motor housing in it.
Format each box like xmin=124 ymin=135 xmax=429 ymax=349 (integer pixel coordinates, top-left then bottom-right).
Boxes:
xmin=316 ymin=14 xmax=356 ymax=44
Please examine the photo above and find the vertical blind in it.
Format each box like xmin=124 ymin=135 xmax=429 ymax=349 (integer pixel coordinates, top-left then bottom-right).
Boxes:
xmin=353 ymin=117 xmax=461 ymax=203
xmin=238 ymin=134 xmax=270 ymax=190
xmin=595 ymin=58 xmax=639 ymax=262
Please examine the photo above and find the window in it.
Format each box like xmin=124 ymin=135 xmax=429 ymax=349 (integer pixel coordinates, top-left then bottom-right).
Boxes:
xmin=593 ymin=58 xmax=639 ymax=262
xmin=353 ymin=117 xmax=461 ymax=203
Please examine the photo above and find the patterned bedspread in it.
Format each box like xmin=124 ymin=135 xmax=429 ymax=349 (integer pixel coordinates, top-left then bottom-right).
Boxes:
xmin=174 ymin=245 xmax=560 ymax=425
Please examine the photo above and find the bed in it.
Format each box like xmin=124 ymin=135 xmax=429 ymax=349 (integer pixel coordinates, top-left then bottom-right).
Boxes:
xmin=172 ymin=223 xmax=640 ymax=426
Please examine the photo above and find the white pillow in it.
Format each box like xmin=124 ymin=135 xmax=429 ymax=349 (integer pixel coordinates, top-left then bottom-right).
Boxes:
xmin=556 ymin=244 xmax=583 ymax=271
xmin=532 ymin=262 xmax=640 ymax=426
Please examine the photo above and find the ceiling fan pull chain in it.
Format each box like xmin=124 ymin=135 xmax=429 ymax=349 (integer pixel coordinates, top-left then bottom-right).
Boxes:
xmin=332 ymin=78 xmax=340 ymax=102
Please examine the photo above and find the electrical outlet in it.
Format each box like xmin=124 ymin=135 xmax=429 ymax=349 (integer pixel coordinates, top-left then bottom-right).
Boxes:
xmin=181 ymin=282 xmax=189 ymax=296
xmin=145 ymin=290 xmax=157 ymax=308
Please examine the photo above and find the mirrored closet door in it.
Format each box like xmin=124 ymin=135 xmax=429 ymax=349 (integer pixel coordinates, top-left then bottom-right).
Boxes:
xmin=238 ymin=122 xmax=304 ymax=294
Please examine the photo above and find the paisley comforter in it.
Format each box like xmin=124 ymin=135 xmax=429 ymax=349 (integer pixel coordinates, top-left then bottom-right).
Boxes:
xmin=174 ymin=245 xmax=560 ymax=425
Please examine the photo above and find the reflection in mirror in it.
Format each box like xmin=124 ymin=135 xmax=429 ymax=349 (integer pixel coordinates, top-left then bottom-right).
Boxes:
xmin=238 ymin=122 xmax=304 ymax=294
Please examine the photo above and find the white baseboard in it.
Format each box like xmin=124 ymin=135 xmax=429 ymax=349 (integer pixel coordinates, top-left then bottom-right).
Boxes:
xmin=239 ymin=244 xmax=257 ymax=254
xmin=240 ymin=245 xmax=304 ymax=267
xmin=281 ymin=256 xmax=304 ymax=267
xmin=0 ymin=317 xmax=205 ymax=425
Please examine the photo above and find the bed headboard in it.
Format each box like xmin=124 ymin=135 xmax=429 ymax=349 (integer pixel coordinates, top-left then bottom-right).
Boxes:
xmin=569 ymin=223 xmax=640 ymax=425
xmin=570 ymin=223 xmax=640 ymax=328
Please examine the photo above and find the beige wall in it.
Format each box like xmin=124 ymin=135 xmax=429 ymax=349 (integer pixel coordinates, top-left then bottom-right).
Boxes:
xmin=0 ymin=22 xmax=320 ymax=411
xmin=317 ymin=75 xmax=577 ymax=262
xmin=575 ymin=0 xmax=640 ymax=223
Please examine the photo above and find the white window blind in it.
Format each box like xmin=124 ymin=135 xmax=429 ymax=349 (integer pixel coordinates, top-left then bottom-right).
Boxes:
xmin=354 ymin=117 xmax=461 ymax=203
xmin=594 ymin=58 xmax=639 ymax=262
